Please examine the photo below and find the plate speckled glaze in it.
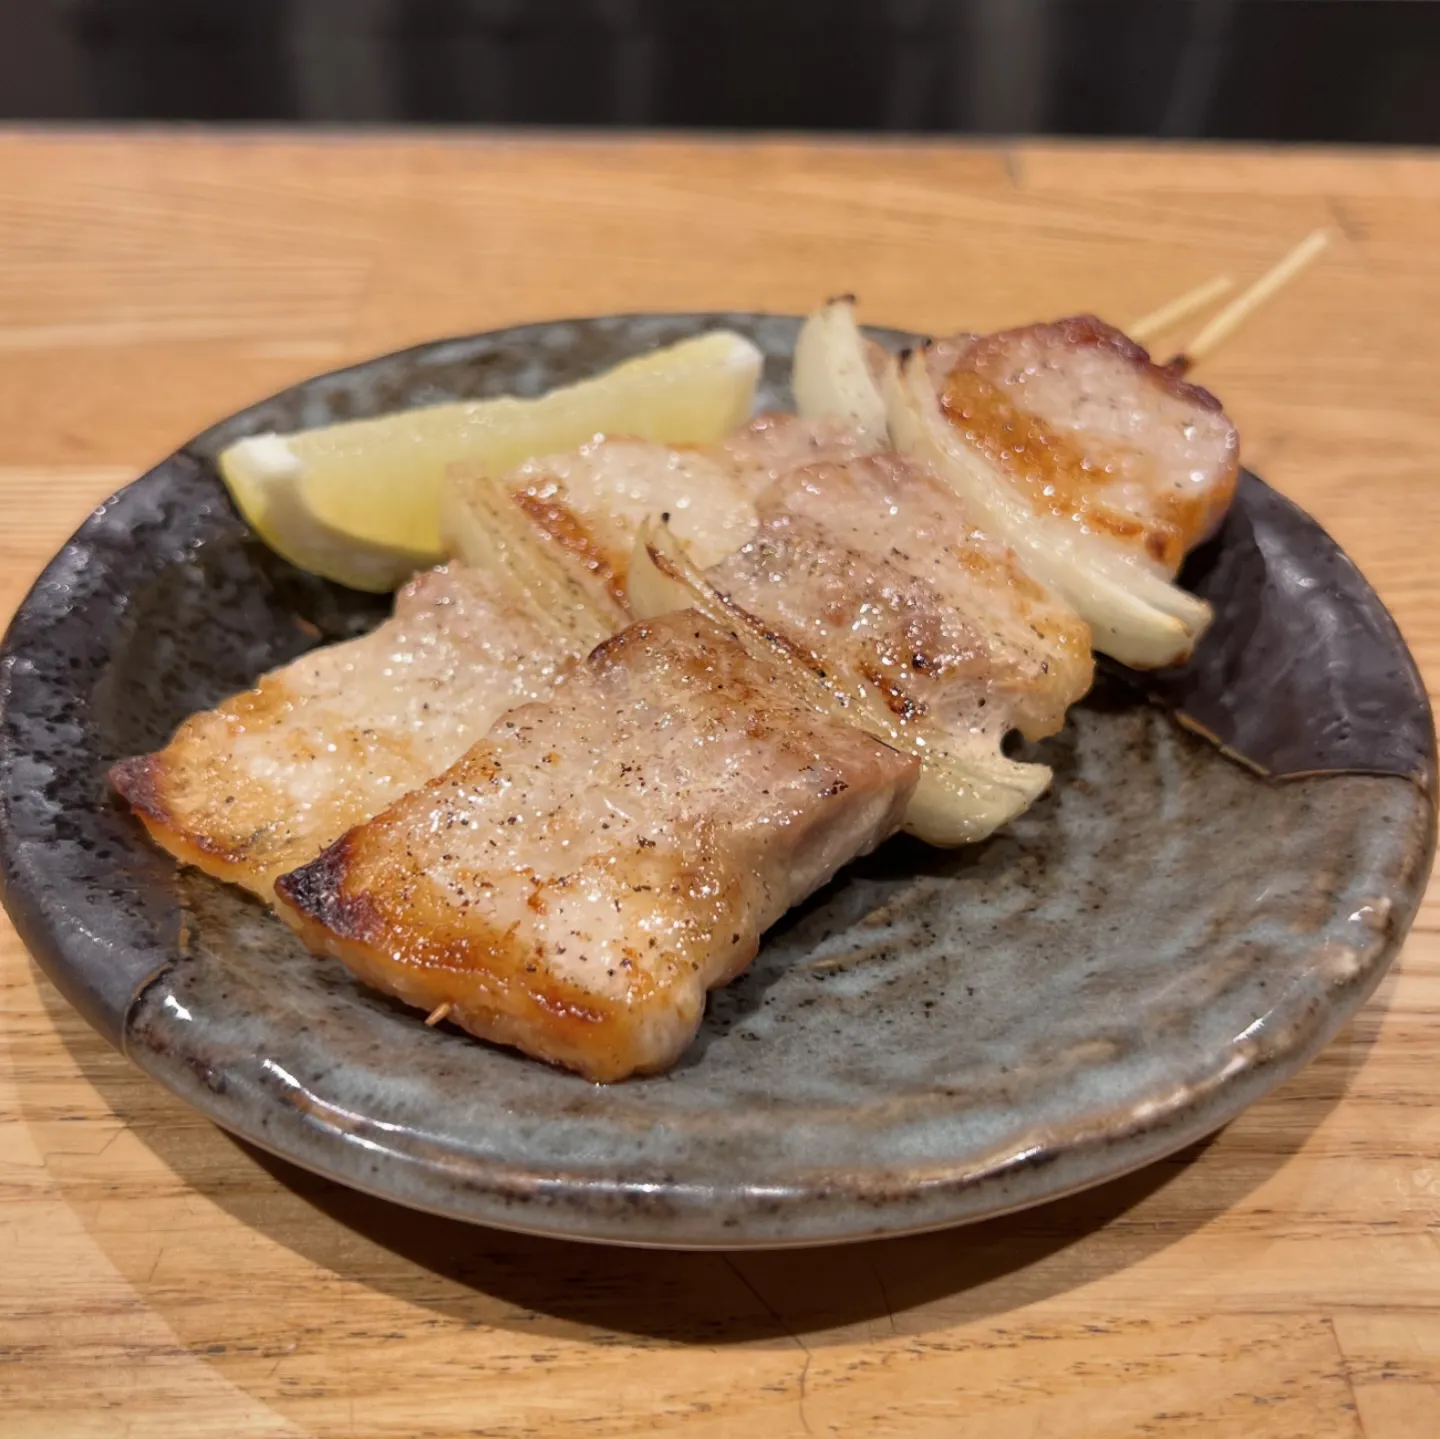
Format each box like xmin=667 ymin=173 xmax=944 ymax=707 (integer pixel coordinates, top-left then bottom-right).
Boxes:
xmin=1 ymin=314 xmax=1434 ymax=1249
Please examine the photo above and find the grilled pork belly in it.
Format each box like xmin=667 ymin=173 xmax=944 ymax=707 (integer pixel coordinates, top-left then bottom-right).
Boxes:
xmin=712 ymin=454 xmax=1093 ymax=747
xmin=624 ymin=452 xmax=1092 ymax=845
xmin=477 ymin=409 xmax=1095 ymax=847
xmin=889 ymin=316 xmax=1238 ymax=668
xmin=925 ymin=318 xmax=1238 ymax=573
xmin=275 ymin=611 xmax=919 ymax=1081
xmin=110 ymin=565 xmax=585 ymax=900
xmin=715 ymin=412 xmax=878 ymax=497
xmin=484 ymin=413 xmax=876 ymax=605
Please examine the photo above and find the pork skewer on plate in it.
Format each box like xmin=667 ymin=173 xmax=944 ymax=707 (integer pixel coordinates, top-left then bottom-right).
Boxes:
xmin=109 ymin=305 xmax=1241 ymax=1081
xmin=275 ymin=610 xmax=919 ymax=1081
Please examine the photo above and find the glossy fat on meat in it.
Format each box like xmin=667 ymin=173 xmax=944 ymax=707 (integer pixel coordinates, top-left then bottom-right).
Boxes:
xmin=109 ymin=565 xmax=581 ymax=900
xmin=709 ymin=454 xmax=1093 ymax=751
xmin=926 ymin=317 xmax=1239 ymax=575
xmin=714 ymin=412 xmax=877 ymax=498
xmin=505 ymin=440 xmax=753 ymax=604
xmin=502 ymin=414 xmax=874 ymax=602
xmin=274 ymin=612 xmax=919 ymax=1081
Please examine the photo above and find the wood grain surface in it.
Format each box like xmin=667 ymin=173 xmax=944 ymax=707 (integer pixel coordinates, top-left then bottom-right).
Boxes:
xmin=1 ymin=130 xmax=1437 ymax=1439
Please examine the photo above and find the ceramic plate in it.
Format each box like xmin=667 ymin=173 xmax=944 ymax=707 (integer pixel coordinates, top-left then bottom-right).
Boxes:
xmin=1 ymin=314 xmax=1433 ymax=1248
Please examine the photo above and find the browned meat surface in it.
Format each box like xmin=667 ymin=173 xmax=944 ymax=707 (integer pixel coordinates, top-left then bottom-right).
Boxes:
xmin=275 ymin=612 xmax=918 ymax=1081
xmin=110 ymin=565 xmax=581 ymax=900
xmin=498 ymin=414 xmax=874 ymax=603
xmin=714 ymin=412 xmax=877 ymax=497
xmin=710 ymin=454 xmax=1093 ymax=750
xmin=926 ymin=316 xmax=1238 ymax=574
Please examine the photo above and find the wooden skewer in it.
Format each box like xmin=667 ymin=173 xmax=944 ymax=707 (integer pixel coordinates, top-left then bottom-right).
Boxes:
xmin=1126 ymin=274 xmax=1234 ymax=345
xmin=1172 ymin=228 xmax=1332 ymax=372
xmin=425 ymin=1002 xmax=453 ymax=1027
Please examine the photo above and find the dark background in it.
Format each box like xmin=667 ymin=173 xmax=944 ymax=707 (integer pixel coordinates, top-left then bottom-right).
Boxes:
xmin=1 ymin=0 xmax=1438 ymax=143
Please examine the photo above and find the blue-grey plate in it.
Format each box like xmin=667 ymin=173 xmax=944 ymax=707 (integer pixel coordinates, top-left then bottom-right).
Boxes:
xmin=1 ymin=314 xmax=1434 ymax=1249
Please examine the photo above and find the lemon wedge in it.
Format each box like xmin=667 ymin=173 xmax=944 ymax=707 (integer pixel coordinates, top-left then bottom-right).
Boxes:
xmin=219 ymin=329 xmax=764 ymax=592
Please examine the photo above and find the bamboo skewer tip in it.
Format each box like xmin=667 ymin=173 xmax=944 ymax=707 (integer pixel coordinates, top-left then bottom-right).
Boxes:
xmin=1179 ymin=228 xmax=1333 ymax=367
xmin=1127 ymin=274 xmax=1235 ymax=345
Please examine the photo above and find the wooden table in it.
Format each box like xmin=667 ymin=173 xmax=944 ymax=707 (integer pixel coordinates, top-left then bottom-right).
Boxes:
xmin=1 ymin=130 xmax=1437 ymax=1438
